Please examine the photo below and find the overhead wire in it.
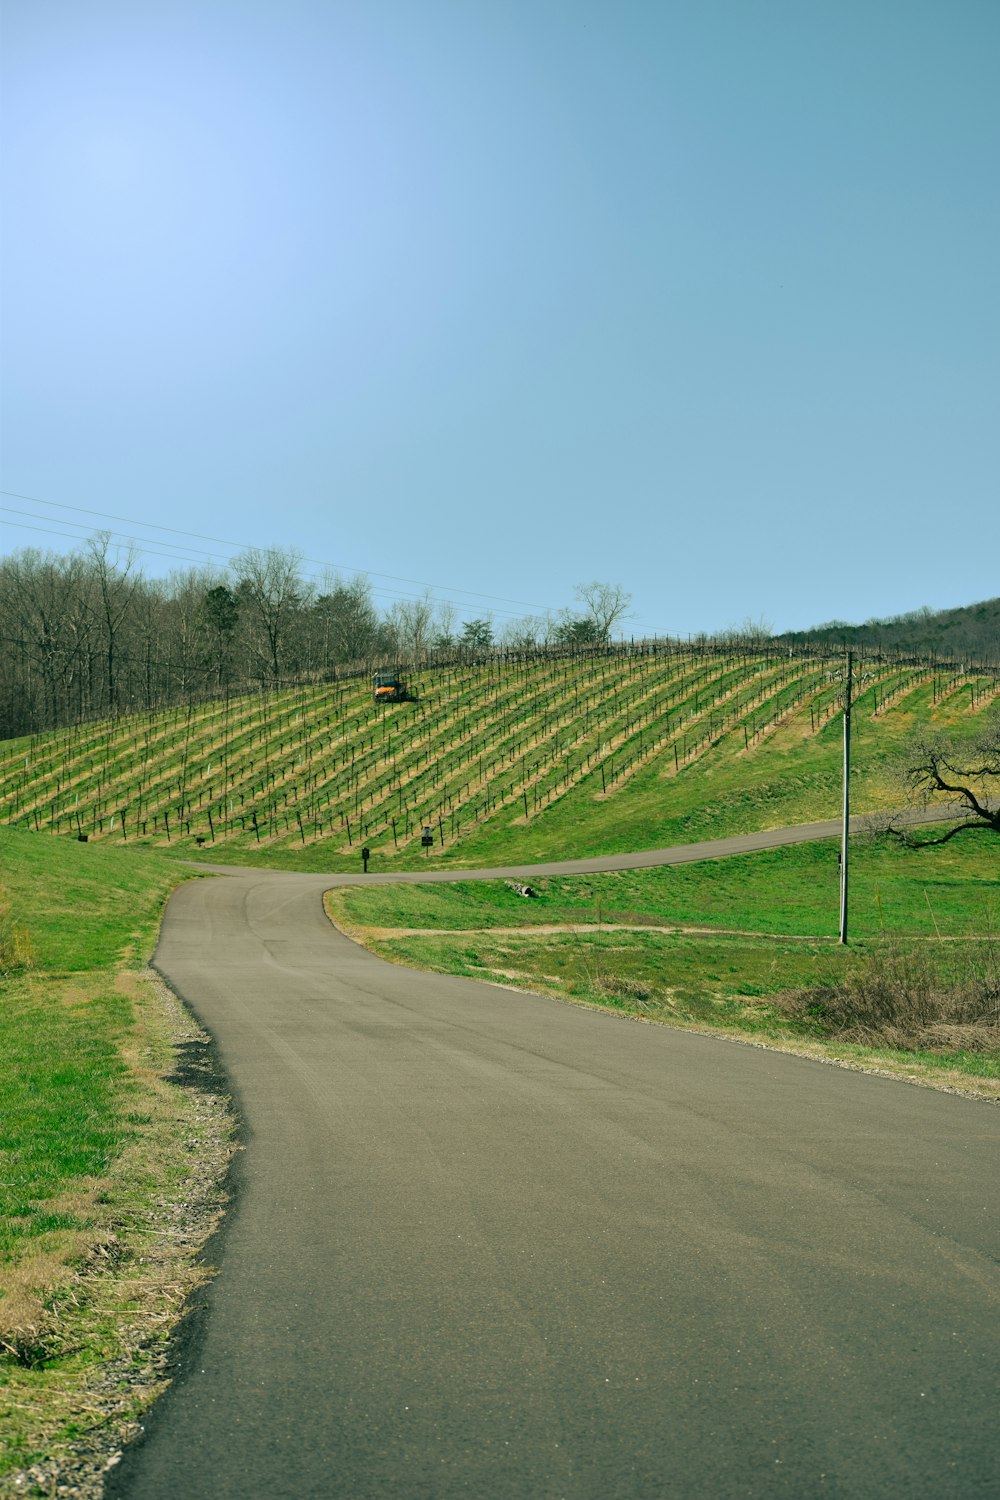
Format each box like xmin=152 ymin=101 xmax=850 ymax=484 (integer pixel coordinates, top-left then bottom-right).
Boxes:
xmin=1 ymin=486 xmax=663 ymax=634
xmin=0 ymin=488 xmax=561 ymax=614
xmin=0 ymin=510 xmax=543 ymax=624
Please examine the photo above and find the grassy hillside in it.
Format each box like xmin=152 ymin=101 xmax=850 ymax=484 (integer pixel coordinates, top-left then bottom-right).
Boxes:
xmin=2 ymin=645 xmax=998 ymax=871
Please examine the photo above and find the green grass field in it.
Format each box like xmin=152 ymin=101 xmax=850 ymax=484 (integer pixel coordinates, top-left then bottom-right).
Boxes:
xmin=330 ymin=830 xmax=1000 ymax=938
xmin=0 ymin=833 xmax=184 ymax=1255
xmin=0 ymin=830 xmax=232 ymax=1485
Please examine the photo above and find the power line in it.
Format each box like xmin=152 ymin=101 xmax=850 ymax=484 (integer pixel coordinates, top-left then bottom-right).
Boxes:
xmin=1 ymin=509 xmax=224 ymax=565
xmin=0 ymin=512 xmax=542 ymax=623
xmin=0 ymin=486 xmax=669 ymax=633
xmin=0 ymin=488 xmax=560 ymax=613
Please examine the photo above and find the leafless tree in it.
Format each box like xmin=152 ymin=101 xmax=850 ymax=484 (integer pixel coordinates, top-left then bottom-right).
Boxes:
xmin=385 ymin=590 xmax=437 ymax=659
xmin=157 ymin=567 xmax=220 ymax=700
xmin=715 ymin=614 xmax=774 ymax=646
xmin=499 ymin=614 xmax=557 ymax=648
xmin=313 ymin=575 xmax=381 ymax=668
xmin=232 ymin=547 xmax=309 ymax=680
xmin=0 ymin=535 xmax=604 ymax=733
xmin=88 ymin=533 xmax=140 ymax=713
xmin=574 ymin=581 xmax=631 ymax=642
xmin=889 ymin=712 xmax=1000 ymax=845
xmin=1 ymin=550 xmax=92 ymax=729
xmin=432 ymin=600 xmax=458 ymax=650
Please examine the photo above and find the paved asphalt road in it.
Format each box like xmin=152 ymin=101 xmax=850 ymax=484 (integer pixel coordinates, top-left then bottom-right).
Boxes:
xmin=107 ymin=816 xmax=1000 ymax=1499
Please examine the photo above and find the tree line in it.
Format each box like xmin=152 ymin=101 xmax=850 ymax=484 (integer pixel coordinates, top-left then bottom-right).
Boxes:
xmin=0 ymin=537 xmax=631 ymax=738
xmin=779 ymin=599 xmax=1000 ymax=662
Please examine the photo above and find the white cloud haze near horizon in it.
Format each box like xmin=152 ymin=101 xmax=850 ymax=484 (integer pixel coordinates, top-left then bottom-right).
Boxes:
xmin=2 ymin=0 xmax=997 ymax=636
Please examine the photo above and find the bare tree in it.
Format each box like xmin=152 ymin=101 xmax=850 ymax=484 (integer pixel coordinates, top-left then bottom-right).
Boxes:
xmin=1 ymin=550 xmax=94 ymax=729
xmin=574 ymin=581 xmax=631 ymax=642
xmin=498 ymin=614 xmax=557 ymax=648
xmin=385 ymin=591 xmax=437 ymax=659
xmin=232 ymin=547 xmax=308 ymax=680
xmin=312 ymin=575 xmax=380 ymax=668
xmin=432 ymin=600 xmax=458 ymax=650
xmin=888 ymin=712 xmax=1000 ymax=845
xmin=157 ymin=567 xmax=219 ymax=699
xmin=88 ymin=533 xmax=140 ymax=714
xmin=131 ymin=576 xmax=169 ymax=709
xmin=0 ymin=535 xmax=596 ymax=733
xmin=715 ymin=614 xmax=774 ymax=646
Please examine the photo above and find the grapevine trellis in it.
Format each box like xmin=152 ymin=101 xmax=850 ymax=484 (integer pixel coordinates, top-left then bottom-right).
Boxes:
xmin=2 ymin=642 xmax=998 ymax=858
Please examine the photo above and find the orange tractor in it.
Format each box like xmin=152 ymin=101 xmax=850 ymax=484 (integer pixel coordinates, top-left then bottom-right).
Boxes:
xmin=373 ymin=669 xmax=408 ymax=704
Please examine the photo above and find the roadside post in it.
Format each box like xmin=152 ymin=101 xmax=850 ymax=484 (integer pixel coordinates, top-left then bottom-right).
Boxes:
xmin=421 ymin=826 xmax=434 ymax=857
xmin=361 ymin=845 xmax=370 ymax=874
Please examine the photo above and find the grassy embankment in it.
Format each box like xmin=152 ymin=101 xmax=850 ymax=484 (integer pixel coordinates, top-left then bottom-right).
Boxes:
xmin=0 ymin=829 xmax=233 ymax=1490
xmin=327 ymin=828 xmax=1000 ymax=1099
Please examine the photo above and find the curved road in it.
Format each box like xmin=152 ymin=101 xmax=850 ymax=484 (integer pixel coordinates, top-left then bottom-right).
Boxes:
xmin=108 ymin=816 xmax=1000 ymax=1499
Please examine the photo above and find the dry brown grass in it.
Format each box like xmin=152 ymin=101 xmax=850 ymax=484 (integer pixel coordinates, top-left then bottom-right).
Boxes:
xmin=0 ymin=892 xmax=32 ymax=975
xmin=590 ymin=972 xmax=658 ymax=1008
xmin=784 ymin=937 xmax=1000 ymax=1051
xmin=0 ymin=1251 xmax=83 ymax=1361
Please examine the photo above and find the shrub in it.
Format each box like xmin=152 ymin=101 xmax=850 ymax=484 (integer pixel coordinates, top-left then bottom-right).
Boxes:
xmin=785 ymin=936 xmax=1000 ymax=1051
xmin=591 ymin=973 xmax=657 ymax=1009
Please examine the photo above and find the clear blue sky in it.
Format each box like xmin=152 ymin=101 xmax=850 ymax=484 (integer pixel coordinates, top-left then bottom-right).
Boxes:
xmin=2 ymin=0 xmax=997 ymax=636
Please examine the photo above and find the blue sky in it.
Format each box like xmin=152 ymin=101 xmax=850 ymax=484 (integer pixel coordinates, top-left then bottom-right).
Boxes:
xmin=2 ymin=0 xmax=997 ymax=636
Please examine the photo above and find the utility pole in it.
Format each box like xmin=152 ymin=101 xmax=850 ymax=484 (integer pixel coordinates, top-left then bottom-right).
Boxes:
xmin=839 ymin=650 xmax=853 ymax=945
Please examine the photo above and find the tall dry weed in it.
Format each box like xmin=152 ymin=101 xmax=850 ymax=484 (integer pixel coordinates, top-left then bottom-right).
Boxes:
xmin=0 ymin=891 xmax=33 ymax=975
xmin=791 ymin=929 xmax=1000 ymax=1051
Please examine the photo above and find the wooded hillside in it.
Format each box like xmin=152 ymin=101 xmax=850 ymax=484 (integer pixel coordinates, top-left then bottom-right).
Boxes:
xmin=780 ymin=597 xmax=1000 ymax=661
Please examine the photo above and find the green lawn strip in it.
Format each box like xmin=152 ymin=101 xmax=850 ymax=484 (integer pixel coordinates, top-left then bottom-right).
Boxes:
xmin=0 ymin=829 xmax=234 ymax=1485
xmin=328 ymin=829 xmax=1000 ymax=941
xmin=366 ymin=926 xmax=844 ymax=1026
xmin=2 ymin=833 xmax=186 ymax=973
xmin=0 ymin=979 xmax=131 ymax=1259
